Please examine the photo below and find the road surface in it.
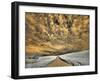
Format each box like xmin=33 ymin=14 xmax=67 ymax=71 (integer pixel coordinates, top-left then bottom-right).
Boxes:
xmin=25 ymin=50 xmax=89 ymax=68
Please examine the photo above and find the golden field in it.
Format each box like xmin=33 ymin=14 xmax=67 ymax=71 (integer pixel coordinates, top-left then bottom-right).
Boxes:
xmin=25 ymin=13 xmax=89 ymax=56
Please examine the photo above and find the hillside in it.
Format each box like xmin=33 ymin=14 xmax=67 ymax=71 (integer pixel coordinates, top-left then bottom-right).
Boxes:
xmin=25 ymin=12 xmax=89 ymax=56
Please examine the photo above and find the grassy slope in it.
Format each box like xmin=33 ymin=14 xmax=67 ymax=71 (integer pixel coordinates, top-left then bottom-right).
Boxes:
xmin=25 ymin=13 xmax=89 ymax=56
